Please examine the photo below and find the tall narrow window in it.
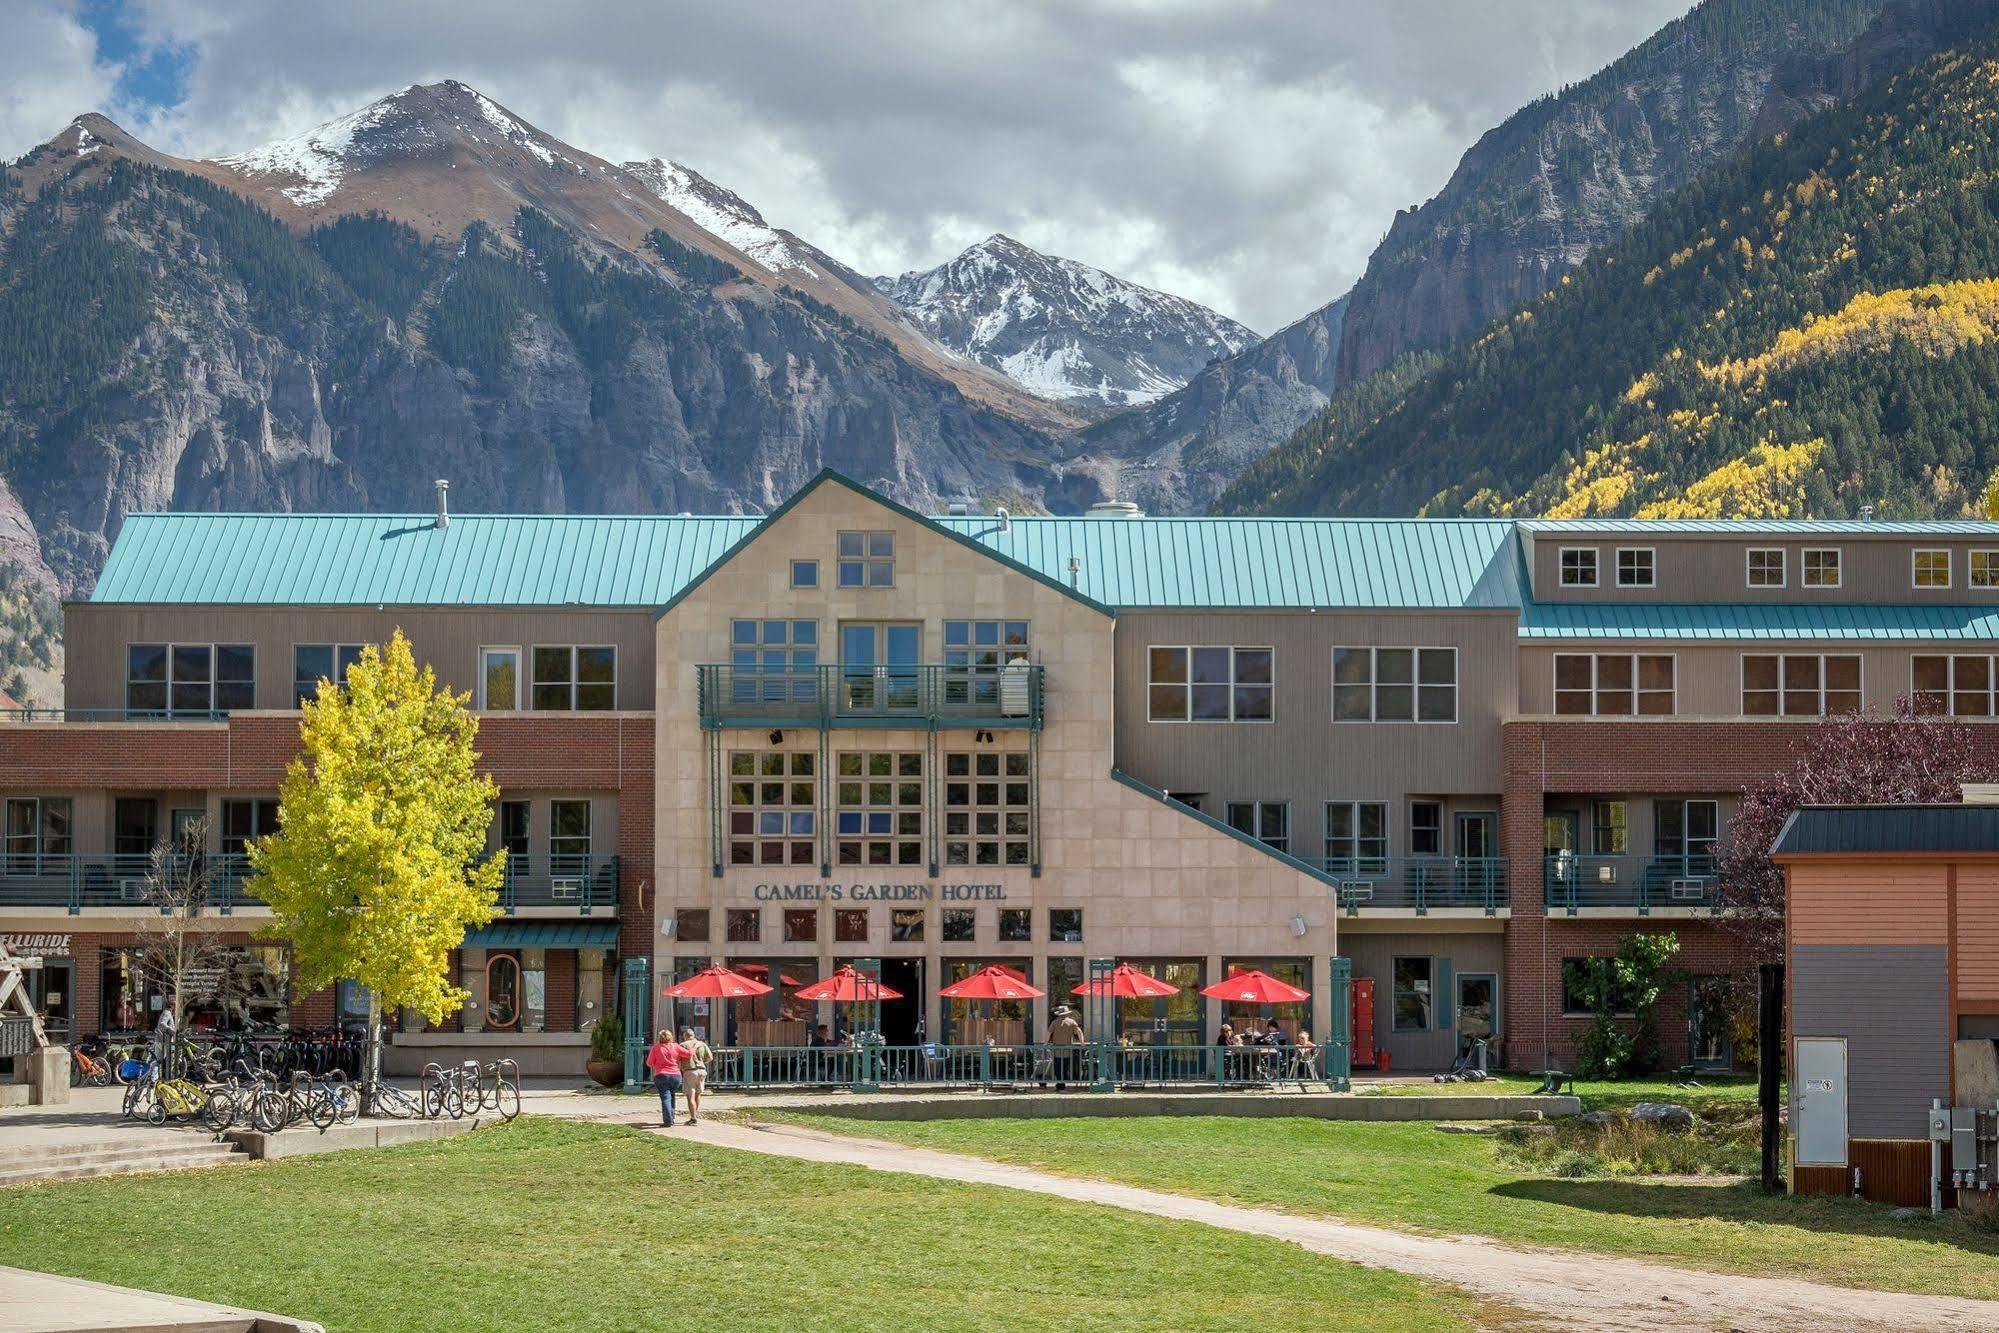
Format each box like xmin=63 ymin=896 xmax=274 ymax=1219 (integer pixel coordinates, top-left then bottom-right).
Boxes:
xmin=944 ymin=752 xmax=1031 ymax=866
xmin=1225 ymin=802 xmax=1289 ymax=852
xmin=1559 ymin=548 xmax=1599 ymax=587
xmin=114 ymin=799 xmax=159 ymax=859
xmin=836 ymin=752 xmax=923 ymax=866
xmin=1590 ymin=800 xmax=1628 ymax=854
xmin=479 ymin=647 xmax=520 ymax=711
xmin=728 ymin=752 xmax=815 ymax=866
xmin=549 ymin=800 xmax=591 ymax=869
xmin=497 ymin=800 xmax=530 ymax=858
xmin=1408 ymin=801 xmax=1443 ymax=856
xmin=837 ymin=531 xmax=895 ymax=587
xmin=1392 ymin=957 xmax=1433 ymax=1031
xmin=1616 ymin=548 xmax=1655 ymax=587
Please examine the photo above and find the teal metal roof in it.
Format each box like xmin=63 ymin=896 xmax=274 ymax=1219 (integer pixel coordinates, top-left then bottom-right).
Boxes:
xmin=92 ymin=513 xmax=760 ymax=607
xmin=1520 ymin=602 xmax=1999 ymax=641
xmin=937 ymin=516 xmax=1523 ymax=610
xmin=463 ymin=920 xmax=619 ymax=950
xmin=1519 ymin=518 xmax=1999 ymax=535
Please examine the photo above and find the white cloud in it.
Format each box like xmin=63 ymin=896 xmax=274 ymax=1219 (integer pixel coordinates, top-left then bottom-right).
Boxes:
xmin=18 ymin=0 xmax=1690 ymax=331
xmin=0 ymin=3 xmax=117 ymax=161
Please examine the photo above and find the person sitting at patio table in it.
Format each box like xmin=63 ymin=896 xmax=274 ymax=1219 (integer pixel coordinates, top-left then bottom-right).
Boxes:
xmin=1218 ymin=1022 xmax=1241 ymax=1048
xmin=645 ymin=1029 xmax=693 ymax=1128
xmin=1261 ymin=1018 xmax=1289 ymax=1047
xmin=1046 ymin=1005 xmax=1085 ymax=1090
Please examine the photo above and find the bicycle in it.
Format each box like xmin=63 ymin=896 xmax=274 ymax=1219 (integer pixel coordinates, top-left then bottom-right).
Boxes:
xmin=149 ymin=1075 xmax=236 ymax=1133
xmin=249 ymin=1070 xmax=339 ymax=1133
xmin=70 ymin=1040 xmax=111 ymax=1087
xmin=458 ymin=1058 xmax=522 ymax=1122
xmin=355 ymin=1078 xmax=423 ymax=1120
xmin=419 ymin=1062 xmax=465 ymax=1120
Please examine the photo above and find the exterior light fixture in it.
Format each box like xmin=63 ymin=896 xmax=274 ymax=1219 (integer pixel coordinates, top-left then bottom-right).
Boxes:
xmin=769 ymin=729 xmax=784 ymax=745
xmin=1290 ymin=915 xmax=1307 ymax=937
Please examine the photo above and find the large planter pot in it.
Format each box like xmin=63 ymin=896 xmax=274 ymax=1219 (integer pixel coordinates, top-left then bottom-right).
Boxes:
xmin=586 ymin=1058 xmax=624 ymax=1088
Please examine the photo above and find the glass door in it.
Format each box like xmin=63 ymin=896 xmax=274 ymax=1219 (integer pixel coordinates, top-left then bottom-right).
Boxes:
xmin=486 ymin=954 xmax=522 ymax=1030
xmin=840 ymin=623 xmax=921 ymax=713
xmin=1688 ymin=975 xmax=1733 ymax=1070
xmin=1454 ymin=812 xmax=1498 ymax=904
xmin=1456 ymin=972 xmax=1496 ymax=1055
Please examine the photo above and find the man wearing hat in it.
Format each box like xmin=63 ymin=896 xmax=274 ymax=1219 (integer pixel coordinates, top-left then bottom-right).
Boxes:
xmin=1046 ymin=1004 xmax=1085 ymax=1090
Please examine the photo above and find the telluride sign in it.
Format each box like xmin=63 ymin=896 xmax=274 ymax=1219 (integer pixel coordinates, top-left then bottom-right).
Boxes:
xmin=751 ymin=883 xmax=1008 ymax=902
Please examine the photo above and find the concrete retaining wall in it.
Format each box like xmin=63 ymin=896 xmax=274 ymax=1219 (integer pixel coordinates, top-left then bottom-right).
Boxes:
xmin=225 ymin=1113 xmax=499 ymax=1161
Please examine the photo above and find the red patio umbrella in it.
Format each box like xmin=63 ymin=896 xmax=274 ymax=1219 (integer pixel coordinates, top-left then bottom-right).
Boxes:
xmin=1071 ymin=964 xmax=1180 ymax=998
xmin=663 ymin=964 xmax=774 ymax=1000
xmin=1198 ymin=968 xmax=1311 ymax=1005
xmin=938 ymin=965 xmax=1046 ymax=1001
xmin=731 ymin=963 xmax=807 ymax=988
xmin=793 ymin=965 xmax=903 ymax=1003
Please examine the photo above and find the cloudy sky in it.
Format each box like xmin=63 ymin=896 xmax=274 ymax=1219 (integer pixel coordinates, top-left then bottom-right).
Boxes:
xmin=6 ymin=0 xmax=1689 ymax=331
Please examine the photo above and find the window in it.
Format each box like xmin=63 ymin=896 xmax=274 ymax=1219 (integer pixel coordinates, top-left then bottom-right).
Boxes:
xmin=1324 ymin=801 xmax=1387 ymax=867
xmin=944 ymin=751 xmax=1032 ymax=866
xmin=783 ymin=908 xmax=818 ymax=943
xmin=1590 ymin=800 xmax=1628 ymax=855
xmin=1742 ymin=654 xmax=1861 ymax=716
xmin=1225 ymin=802 xmax=1289 ymax=852
xmin=293 ymin=644 xmax=366 ymax=706
xmin=114 ymin=799 xmax=159 ymax=858
xmin=728 ymin=752 xmax=815 ymax=866
xmin=725 ymin=908 xmax=761 ymax=943
xmin=731 ymin=619 xmax=818 ymax=704
xmin=1332 ymin=647 xmax=1456 ymax=722
xmin=836 ymin=752 xmax=923 ymax=866
xmin=496 ymin=800 xmax=529 ymax=858
xmin=1559 ymin=548 xmax=1598 ymax=587
xmin=1914 ymin=548 xmax=1952 ymax=589
xmin=1561 ymin=958 xmax=1633 ymax=1016
xmin=837 ymin=530 xmax=895 ymax=587
xmin=550 ymin=799 xmax=591 ymax=868
xmin=219 ymin=799 xmax=279 ymax=857
xmin=479 ymin=647 xmax=520 ymax=711
xmin=128 ymin=643 xmax=253 ymax=716
xmin=1392 ymin=957 xmax=1433 ymax=1031
xmin=1049 ymin=909 xmax=1083 ymax=943
xmin=4 ymin=797 xmax=71 ymax=874
xmin=1654 ymin=799 xmax=1719 ymax=863
xmin=944 ymin=619 xmax=1031 ymax=707
xmin=890 ymin=908 xmax=925 ymax=942
xmin=1553 ymin=654 xmax=1675 ymax=715
xmin=1915 ymin=655 xmax=1999 ymax=717
xmin=1408 ymin=801 xmax=1443 ymax=856
xmin=674 ymin=909 xmax=710 ymax=943
xmin=941 ymin=908 xmax=976 ymax=942
xmin=1616 ymin=548 xmax=1655 ymax=587
xmin=790 ymin=559 xmax=819 ymax=589
xmin=999 ymin=908 xmax=1032 ymax=942
xmin=833 ymin=908 xmax=868 ymax=943
xmin=1974 ymin=551 xmax=1999 ymax=588
xmin=1147 ymin=646 xmax=1273 ymax=722
xmin=1803 ymin=548 xmax=1841 ymax=588
xmin=1746 ymin=548 xmax=1786 ymax=588
xmin=532 ymin=646 xmax=615 ymax=711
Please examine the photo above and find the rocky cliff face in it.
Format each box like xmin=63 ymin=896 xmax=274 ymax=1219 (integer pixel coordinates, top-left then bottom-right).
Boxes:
xmin=1332 ymin=0 xmax=1885 ymax=388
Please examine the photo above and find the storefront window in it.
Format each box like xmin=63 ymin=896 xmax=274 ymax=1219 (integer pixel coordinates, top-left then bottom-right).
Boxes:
xmin=1219 ymin=959 xmax=1309 ymax=1032
xmin=942 ymin=958 xmax=1031 ymax=1044
xmin=998 ymin=908 xmax=1031 ymax=942
xmin=99 ymin=944 xmax=290 ymax=1033
xmin=833 ymin=909 xmax=868 ymax=943
xmin=486 ymin=954 xmax=521 ymax=1030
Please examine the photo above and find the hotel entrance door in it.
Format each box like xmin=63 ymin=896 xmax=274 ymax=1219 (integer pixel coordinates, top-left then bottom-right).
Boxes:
xmin=879 ymin=958 xmax=924 ymax=1045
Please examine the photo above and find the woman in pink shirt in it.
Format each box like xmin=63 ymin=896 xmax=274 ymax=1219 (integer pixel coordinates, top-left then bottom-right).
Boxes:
xmin=645 ymin=1029 xmax=693 ymax=1127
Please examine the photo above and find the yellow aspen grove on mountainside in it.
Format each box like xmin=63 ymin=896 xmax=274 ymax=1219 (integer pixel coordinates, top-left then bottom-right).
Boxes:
xmin=248 ymin=631 xmax=502 ymax=1053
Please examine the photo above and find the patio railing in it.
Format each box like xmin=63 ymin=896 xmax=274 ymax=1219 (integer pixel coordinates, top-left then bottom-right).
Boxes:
xmin=707 ymin=1041 xmax=1346 ymax=1092
xmin=1307 ymin=855 xmax=1510 ymax=914
xmin=0 ymin=852 xmax=262 ymax=914
xmin=697 ymin=663 xmax=1044 ymax=731
xmin=1543 ymin=853 xmax=1720 ymax=914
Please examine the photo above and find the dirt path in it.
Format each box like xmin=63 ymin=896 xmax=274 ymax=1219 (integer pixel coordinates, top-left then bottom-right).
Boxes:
xmin=651 ymin=1117 xmax=1997 ymax=1332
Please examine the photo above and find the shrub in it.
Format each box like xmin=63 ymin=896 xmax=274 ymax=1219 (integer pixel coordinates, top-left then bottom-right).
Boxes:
xmin=589 ymin=1013 xmax=623 ymax=1064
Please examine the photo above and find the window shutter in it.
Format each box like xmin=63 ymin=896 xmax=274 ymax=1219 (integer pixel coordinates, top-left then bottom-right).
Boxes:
xmin=1436 ymin=958 xmax=1454 ymax=1032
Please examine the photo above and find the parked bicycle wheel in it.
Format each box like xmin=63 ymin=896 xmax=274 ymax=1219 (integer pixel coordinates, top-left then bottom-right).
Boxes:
xmin=200 ymin=1086 xmax=235 ymax=1134
xmin=371 ymin=1081 xmax=419 ymax=1120
xmin=496 ymin=1076 xmax=520 ymax=1122
xmin=306 ymin=1082 xmax=338 ymax=1132
xmin=324 ymin=1072 xmax=360 ymax=1126
xmin=251 ymin=1084 xmax=287 ymax=1134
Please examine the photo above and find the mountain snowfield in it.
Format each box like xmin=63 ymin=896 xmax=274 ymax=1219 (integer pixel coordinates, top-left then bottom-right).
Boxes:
xmin=874 ymin=234 xmax=1256 ymax=406
xmin=622 ymin=158 xmax=821 ymax=278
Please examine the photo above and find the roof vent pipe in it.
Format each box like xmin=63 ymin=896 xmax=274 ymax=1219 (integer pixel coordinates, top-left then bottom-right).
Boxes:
xmin=1860 ymin=503 xmax=1874 ymax=523
xmin=1087 ymin=500 xmax=1143 ymax=520
xmin=1068 ymin=555 xmax=1081 ymax=590
xmin=434 ymin=479 xmax=450 ymax=530
xmin=994 ymin=506 xmax=1011 ymax=534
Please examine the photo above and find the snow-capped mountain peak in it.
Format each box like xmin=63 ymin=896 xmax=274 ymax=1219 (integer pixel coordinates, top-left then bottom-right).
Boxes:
xmin=874 ymin=235 xmax=1256 ymax=406
xmin=621 ymin=158 xmax=819 ymax=278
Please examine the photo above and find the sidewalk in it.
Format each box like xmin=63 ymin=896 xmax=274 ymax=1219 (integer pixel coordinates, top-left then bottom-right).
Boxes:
xmin=0 ymin=1265 xmax=318 ymax=1333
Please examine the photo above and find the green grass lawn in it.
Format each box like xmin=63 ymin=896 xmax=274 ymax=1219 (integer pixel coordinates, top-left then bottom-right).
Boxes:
xmin=0 ymin=1119 xmax=1489 ymax=1332
xmin=769 ymin=1114 xmax=1999 ymax=1300
xmin=1359 ymin=1072 xmax=1763 ymax=1118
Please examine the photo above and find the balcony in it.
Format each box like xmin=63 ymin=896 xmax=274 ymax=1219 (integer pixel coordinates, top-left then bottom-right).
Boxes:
xmin=1544 ymin=853 xmax=1720 ymax=915
xmin=0 ymin=853 xmax=262 ymax=914
xmin=1308 ymin=856 xmax=1511 ymax=915
xmin=495 ymin=854 xmax=619 ymax=915
xmin=0 ymin=708 xmax=234 ymax=723
xmin=697 ymin=663 xmax=1044 ymax=731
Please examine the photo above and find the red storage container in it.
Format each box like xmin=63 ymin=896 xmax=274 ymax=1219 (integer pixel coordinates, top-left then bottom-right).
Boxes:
xmin=1350 ymin=976 xmax=1377 ymax=1069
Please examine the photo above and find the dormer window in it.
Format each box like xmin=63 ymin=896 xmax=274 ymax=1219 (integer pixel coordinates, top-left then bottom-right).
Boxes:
xmin=1747 ymin=548 xmax=1786 ymax=588
xmin=1559 ymin=548 xmax=1598 ymax=588
xmin=1913 ymin=548 xmax=1951 ymax=589
xmin=1802 ymin=548 xmax=1842 ymax=589
xmin=838 ymin=531 xmax=894 ymax=588
xmin=1615 ymin=548 xmax=1655 ymax=588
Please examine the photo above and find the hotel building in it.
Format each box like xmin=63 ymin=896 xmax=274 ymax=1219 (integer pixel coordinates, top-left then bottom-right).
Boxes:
xmin=6 ymin=470 xmax=1999 ymax=1076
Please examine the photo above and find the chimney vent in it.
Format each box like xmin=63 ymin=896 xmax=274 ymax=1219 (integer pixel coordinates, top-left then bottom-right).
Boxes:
xmin=434 ymin=479 xmax=450 ymax=530
xmin=1860 ymin=504 xmax=1874 ymax=523
xmin=1087 ymin=500 xmax=1143 ymax=520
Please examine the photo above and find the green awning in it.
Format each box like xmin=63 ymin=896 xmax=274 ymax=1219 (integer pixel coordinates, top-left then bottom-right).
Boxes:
xmin=463 ymin=921 xmax=619 ymax=951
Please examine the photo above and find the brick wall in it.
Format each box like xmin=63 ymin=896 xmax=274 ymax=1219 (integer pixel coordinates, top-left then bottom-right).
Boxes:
xmin=546 ymin=949 xmax=578 ymax=1031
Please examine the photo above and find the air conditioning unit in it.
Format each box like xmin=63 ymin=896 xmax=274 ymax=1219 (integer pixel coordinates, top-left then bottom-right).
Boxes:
xmin=118 ymin=878 xmax=146 ymax=902
xmin=1342 ymin=880 xmax=1377 ymax=903
xmin=1598 ymin=864 xmax=1618 ymax=884
xmin=550 ymin=878 xmax=581 ymax=902
xmin=1000 ymin=659 xmax=1033 ymax=717
xmin=1669 ymin=878 xmax=1710 ymax=902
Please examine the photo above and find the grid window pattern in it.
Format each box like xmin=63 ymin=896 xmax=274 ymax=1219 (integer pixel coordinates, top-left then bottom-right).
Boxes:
xmin=220 ymin=799 xmax=278 ymax=857
xmin=1914 ymin=549 xmax=1952 ymax=588
xmin=129 ymin=643 xmax=255 ymax=716
xmin=1742 ymin=654 xmax=1861 ymax=716
xmin=730 ymin=619 xmax=818 ymax=703
xmin=945 ymin=620 xmax=1030 ymax=706
xmin=1325 ymin=801 xmax=1388 ymax=864
xmin=1915 ymin=655 xmax=1999 ymax=717
xmin=1225 ymin=801 xmax=1289 ymax=852
xmin=1975 ymin=551 xmax=1999 ymax=588
xmin=532 ymin=646 xmax=615 ymax=711
xmin=1146 ymin=646 xmax=1273 ymax=721
xmin=1803 ymin=548 xmax=1842 ymax=588
xmin=1747 ymin=549 xmax=1786 ymax=588
xmin=1332 ymin=647 xmax=1457 ymax=722
xmin=1559 ymin=548 xmax=1598 ymax=587
xmin=728 ymin=752 xmax=816 ymax=866
xmin=293 ymin=644 xmax=366 ymax=706
xmin=1616 ymin=548 xmax=1655 ymax=587
xmin=1553 ymin=653 xmax=1674 ymax=716
xmin=944 ymin=751 xmax=1031 ymax=866
xmin=1409 ymin=801 xmax=1442 ymax=855
xmin=1591 ymin=800 xmax=1629 ymax=854
xmin=836 ymin=752 xmax=923 ymax=866
xmin=837 ymin=531 xmax=895 ymax=587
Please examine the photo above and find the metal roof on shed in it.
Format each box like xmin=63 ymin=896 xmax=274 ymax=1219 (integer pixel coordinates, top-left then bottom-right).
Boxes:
xmin=1519 ymin=601 xmax=1999 ymax=641
xmin=1772 ymin=804 xmax=1999 ymax=857
xmin=1519 ymin=518 xmax=1999 ymax=535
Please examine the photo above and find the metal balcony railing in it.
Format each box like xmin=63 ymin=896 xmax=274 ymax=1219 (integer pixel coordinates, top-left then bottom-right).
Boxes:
xmin=0 ymin=708 xmax=235 ymax=723
xmin=697 ymin=663 xmax=1044 ymax=730
xmin=1307 ymin=856 xmax=1511 ymax=914
xmin=494 ymin=853 xmax=618 ymax=914
xmin=1544 ymin=853 xmax=1720 ymax=914
xmin=0 ymin=853 xmax=261 ymax=913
